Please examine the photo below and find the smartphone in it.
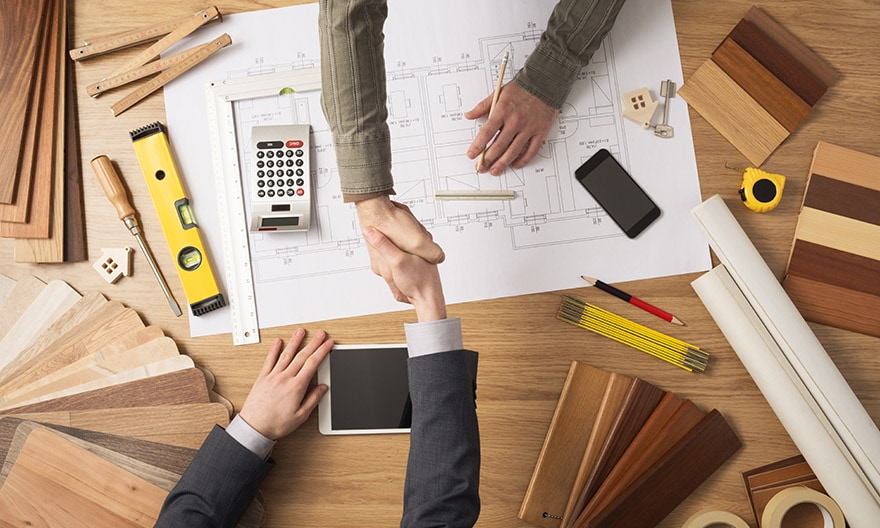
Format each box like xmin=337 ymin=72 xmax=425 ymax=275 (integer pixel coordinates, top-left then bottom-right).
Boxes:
xmin=575 ymin=149 xmax=661 ymax=238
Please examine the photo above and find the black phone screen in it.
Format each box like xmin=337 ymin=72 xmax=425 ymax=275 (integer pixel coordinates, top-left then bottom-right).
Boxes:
xmin=575 ymin=149 xmax=661 ymax=238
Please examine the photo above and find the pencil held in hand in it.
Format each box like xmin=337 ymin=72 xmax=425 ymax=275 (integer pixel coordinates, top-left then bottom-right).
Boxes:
xmin=581 ymin=275 xmax=684 ymax=325
xmin=476 ymin=51 xmax=509 ymax=172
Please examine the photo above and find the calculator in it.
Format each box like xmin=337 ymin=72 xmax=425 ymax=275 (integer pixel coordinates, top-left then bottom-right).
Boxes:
xmin=248 ymin=124 xmax=312 ymax=232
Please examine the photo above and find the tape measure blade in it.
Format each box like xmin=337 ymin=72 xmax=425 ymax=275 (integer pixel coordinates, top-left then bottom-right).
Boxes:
xmin=206 ymin=83 xmax=260 ymax=346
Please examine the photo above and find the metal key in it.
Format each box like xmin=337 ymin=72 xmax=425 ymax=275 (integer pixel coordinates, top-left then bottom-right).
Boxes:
xmin=654 ymin=79 xmax=675 ymax=139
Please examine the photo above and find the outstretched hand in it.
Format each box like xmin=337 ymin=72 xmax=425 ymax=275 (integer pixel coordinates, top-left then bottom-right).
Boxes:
xmin=362 ymin=226 xmax=447 ymax=323
xmin=239 ymin=329 xmax=333 ymax=440
xmin=465 ymin=81 xmax=559 ymax=175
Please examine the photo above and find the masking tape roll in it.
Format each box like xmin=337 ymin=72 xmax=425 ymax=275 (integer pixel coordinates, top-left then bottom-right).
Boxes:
xmin=682 ymin=509 xmax=749 ymax=528
xmin=762 ymin=487 xmax=845 ymax=528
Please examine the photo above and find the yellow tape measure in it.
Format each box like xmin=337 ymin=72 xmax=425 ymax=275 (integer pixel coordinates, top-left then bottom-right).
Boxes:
xmin=727 ymin=163 xmax=786 ymax=213
xmin=130 ymin=122 xmax=225 ymax=316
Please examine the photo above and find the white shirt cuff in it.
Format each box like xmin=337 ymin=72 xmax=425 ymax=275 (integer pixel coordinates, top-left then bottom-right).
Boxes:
xmin=404 ymin=317 xmax=463 ymax=357
xmin=226 ymin=414 xmax=276 ymax=460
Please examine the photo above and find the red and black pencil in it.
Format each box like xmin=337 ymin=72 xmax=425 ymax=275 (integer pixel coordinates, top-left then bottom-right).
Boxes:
xmin=581 ymin=275 xmax=684 ymax=326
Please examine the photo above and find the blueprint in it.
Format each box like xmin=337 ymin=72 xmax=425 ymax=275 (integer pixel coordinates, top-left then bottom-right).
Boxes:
xmin=163 ymin=0 xmax=710 ymax=338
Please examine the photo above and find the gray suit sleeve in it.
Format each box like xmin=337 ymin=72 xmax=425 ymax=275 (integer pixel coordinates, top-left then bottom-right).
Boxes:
xmin=153 ymin=425 xmax=274 ymax=528
xmin=401 ymin=350 xmax=481 ymax=528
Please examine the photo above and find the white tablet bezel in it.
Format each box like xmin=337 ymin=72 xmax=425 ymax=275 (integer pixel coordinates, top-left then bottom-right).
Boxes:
xmin=317 ymin=343 xmax=411 ymax=435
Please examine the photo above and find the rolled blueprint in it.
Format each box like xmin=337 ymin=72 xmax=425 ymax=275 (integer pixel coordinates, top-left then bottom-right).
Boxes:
xmin=690 ymin=194 xmax=880 ymax=527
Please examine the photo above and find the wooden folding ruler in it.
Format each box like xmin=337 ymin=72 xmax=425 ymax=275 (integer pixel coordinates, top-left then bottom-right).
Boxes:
xmin=70 ymin=6 xmax=232 ymax=116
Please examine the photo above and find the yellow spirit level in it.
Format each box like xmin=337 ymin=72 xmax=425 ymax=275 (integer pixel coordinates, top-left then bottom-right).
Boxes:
xmin=130 ymin=122 xmax=225 ymax=316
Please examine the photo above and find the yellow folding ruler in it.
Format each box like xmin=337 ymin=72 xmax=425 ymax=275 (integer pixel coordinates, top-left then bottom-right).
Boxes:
xmin=70 ymin=6 xmax=231 ymax=116
xmin=130 ymin=122 xmax=225 ymax=316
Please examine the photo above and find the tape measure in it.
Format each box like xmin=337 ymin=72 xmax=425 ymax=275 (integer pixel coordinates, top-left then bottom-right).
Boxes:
xmin=731 ymin=165 xmax=785 ymax=213
xmin=130 ymin=122 xmax=226 ymax=316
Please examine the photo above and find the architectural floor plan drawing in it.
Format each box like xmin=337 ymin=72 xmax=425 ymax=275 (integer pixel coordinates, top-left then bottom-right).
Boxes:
xmin=164 ymin=0 xmax=711 ymax=338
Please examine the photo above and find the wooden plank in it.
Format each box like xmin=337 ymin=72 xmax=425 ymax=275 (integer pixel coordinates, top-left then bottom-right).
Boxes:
xmin=0 ymin=0 xmax=61 ymax=239
xmin=63 ymin=31 xmax=87 ymax=262
xmin=783 ymin=274 xmax=880 ymax=338
xmin=0 ymin=427 xmax=166 ymax=527
xmin=574 ymin=377 xmax=665 ymax=518
xmin=0 ymin=0 xmax=51 ymax=223
xmin=787 ymin=240 xmax=880 ymax=298
xmin=574 ymin=398 xmax=705 ymax=526
xmin=711 ymin=37 xmax=811 ymax=133
xmin=0 ymin=417 xmax=196 ymax=476
xmin=0 ymin=420 xmax=263 ymax=527
xmin=0 ymin=1 xmax=46 ymax=203
xmin=7 ymin=403 xmax=229 ymax=448
xmin=802 ymin=175 xmax=880 ymax=226
xmin=808 ymin=141 xmax=880 ymax=192
xmin=0 ymin=275 xmax=15 ymax=305
xmin=2 ymin=336 xmax=179 ymax=405
xmin=795 ymin=207 xmax=880 ymax=261
xmin=1 ymin=355 xmax=194 ymax=410
xmin=678 ymin=59 xmax=789 ymax=166
xmin=0 ymin=292 xmax=107 ymax=388
xmin=518 ymin=362 xmax=616 ymax=527
xmin=13 ymin=0 xmax=67 ymax=261
xmin=0 ymin=279 xmax=81 ymax=373
xmin=0 ymin=276 xmax=45 ymax=342
xmin=742 ymin=6 xmax=838 ymax=87
xmin=728 ymin=18 xmax=826 ymax=105
xmin=561 ymin=374 xmax=634 ymax=528
xmin=1 ymin=422 xmax=181 ymax=491
xmin=583 ymin=410 xmax=742 ymax=528
xmin=0 ymin=368 xmax=211 ymax=416
xmin=0 ymin=302 xmax=141 ymax=395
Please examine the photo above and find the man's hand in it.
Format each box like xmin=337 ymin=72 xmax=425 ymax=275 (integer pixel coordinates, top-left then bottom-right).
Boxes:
xmin=465 ymin=81 xmax=559 ymax=175
xmin=239 ymin=329 xmax=333 ymax=440
xmin=363 ymin=226 xmax=447 ymax=323
xmin=356 ymin=196 xmax=444 ymax=263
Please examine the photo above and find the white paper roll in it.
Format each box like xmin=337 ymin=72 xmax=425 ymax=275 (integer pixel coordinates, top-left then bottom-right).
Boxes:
xmin=692 ymin=264 xmax=880 ymax=527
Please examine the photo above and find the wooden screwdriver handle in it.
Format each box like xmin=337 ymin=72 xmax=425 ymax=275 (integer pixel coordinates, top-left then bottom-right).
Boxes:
xmin=91 ymin=155 xmax=136 ymax=221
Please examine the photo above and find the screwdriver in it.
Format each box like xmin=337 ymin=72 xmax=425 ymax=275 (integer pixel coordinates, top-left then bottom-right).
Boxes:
xmin=90 ymin=155 xmax=183 ymax=317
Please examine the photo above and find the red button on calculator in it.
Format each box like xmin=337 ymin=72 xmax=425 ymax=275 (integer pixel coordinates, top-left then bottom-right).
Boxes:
xmin=286 ymin=140 xmax=303 ymax=149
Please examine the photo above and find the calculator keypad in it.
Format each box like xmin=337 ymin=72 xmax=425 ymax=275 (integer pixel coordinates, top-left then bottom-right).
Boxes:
xmin=254 ymin=140 xmax=306 ymax=199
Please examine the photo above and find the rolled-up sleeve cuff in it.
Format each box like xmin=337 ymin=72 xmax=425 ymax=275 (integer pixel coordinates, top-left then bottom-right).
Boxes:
xmin=226 ymin=414 xmax=276 ymax=461
xmin=404 ymin=318 xmax=463 ymax=358
xmin=514 ymin=44 xmax=580 ymax=110
xmin=334 ymin=135 xmax=395 ymax=196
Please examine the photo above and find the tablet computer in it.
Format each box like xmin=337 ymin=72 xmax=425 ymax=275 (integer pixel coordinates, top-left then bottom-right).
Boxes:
xmin=317 ymin=343 xmax=411 ymax=435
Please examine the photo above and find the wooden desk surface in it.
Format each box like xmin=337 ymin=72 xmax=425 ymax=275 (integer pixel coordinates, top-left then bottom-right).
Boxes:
xmin=2 ymin=1 xmax=879 ymax=526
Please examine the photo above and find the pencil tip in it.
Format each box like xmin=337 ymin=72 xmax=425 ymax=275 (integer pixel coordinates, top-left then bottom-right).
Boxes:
xmin=671 ymin=316 xmax=685 ymax=326
xmin=581 ymin=275 xmax=596 ymax=284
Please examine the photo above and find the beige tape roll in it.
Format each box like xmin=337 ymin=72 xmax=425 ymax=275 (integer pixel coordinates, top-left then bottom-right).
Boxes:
xmin=762 ymin=487 xmax=845 ymax=528
xmin=682 ymin=509 xmax=749 ymax=528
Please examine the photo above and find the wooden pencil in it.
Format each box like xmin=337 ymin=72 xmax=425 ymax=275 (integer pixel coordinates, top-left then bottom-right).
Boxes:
xmin=476 ymin=50 xmax=509 ymax=172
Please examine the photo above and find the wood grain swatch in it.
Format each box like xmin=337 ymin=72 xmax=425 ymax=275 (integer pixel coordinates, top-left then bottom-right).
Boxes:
xmin=518 ymin=362 xmax=615 ymax=527
xmin=679 ymin=6 xmax=834 ymax=166
xmin=0 ymin=302 xmax=141 ymax=394
xmin=0 ymin=1 xmax=46 ymax=203
xmin=0 ymin=292 xmax=107 ymax=387
xmin=573 ymin=378 xmax=665 ymax=520
xmin=0 ymin=276 xmax=45 ymax=343
xmin=583 ymin=410 xmax=742 ymax=528
xmin=0 ymin=0 xmax=61 ymax=240
xmin=728 ymin=18 xmax=826 ymax=106
xmin=678 ymin=59 xmax=789 ymax=166
xmin=0 ymin=368 xmax=211 ymax=416
xmin=63 ymin=34 xmax=87 ymax=262
xmin=3 ymin=336 xmax=179 ymax=405
xmin=0 ymin=426 xmax=166 ymax=527
xmin=711 ymin=38 xmax=811 ymax=133
xmin=7 ymin=403 xmax=229 ymax=448
xmin=784 ymin=142 xmax=880 ymax=337
xmin=561 ymin=374 xmax=633 ymax=527
xmin=573 ymin=397 xmax=705 ymax=527
xmin=742 ymin=6 xmax=837 ymax=87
